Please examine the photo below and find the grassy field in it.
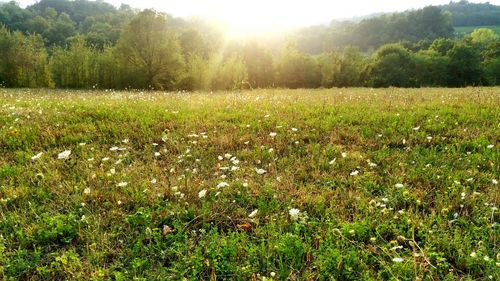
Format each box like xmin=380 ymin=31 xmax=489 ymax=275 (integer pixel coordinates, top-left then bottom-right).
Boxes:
xmin=455 ymin=25 xmax=500 ymax=36
xmin=0 ymin=88 xmax=499 ymax=280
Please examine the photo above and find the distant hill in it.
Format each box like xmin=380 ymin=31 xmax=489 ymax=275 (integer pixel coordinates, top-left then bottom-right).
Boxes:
xmin=440 ymin=0 xmax=500 ymax=26
xmin=342 ymin=1 xmax=500 ymax=27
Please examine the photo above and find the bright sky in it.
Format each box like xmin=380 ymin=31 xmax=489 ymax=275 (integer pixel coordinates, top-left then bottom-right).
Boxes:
xmin=18 ymin=0 xmax=500 ymax=36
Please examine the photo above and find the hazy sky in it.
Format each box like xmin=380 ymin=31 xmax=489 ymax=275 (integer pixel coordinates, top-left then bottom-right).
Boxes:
xmin=17 ymin=0 xmax=500 ymax=33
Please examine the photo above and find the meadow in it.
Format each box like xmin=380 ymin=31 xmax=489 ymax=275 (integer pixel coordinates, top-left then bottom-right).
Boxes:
xmin=0 ymin=88 xmax=499 ymax=280
xmin=455 ymin=25 xmax=500 ymax=35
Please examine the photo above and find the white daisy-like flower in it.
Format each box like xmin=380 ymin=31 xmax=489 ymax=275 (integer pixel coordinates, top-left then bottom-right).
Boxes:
xmin=198 ymin=189 xmax=207 ymax=199
xmin=350 ymin=170 xmax=359 ymax=176
xmin=256 ymin=168 xmax=267 ymax=175
xmin=83 ymin=188 xmax=91 ymax=195
xmin=269 ymin=132 xmax=277 ymax=137
xmin=217 ymin=182 xmax=229 ymax=189
xmin=117 ymin=182 xmax=128 ymax=187
xmin=289 ymin=208 xmax=301 ymax=220
xmin=392 ymin=257 xmax=404 ymax=263
xmin=248 ymin=209 xmax=259 ymax=218
xmin=31 ymin=152 xmax=43 ymax=161
xmin=394 ymin=183 xmax=404 ymax=188
xmin=58 ymin=150 xmax=71 ymax=159
xmin=487 ymin=144 xmax=494 ymax=149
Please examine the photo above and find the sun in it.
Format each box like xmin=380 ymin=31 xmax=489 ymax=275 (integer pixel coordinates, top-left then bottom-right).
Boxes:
xmin=218 ymin=3 xmax=293 ymax=39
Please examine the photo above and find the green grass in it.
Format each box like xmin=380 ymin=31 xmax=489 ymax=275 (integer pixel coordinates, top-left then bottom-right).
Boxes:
xmin=455 ymin=25 xmax=500 ymax=36
xmin=0 ymin=88 xmax=499 ymax=280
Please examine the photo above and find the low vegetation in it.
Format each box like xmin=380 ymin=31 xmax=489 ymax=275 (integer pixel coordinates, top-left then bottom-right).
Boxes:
xmin=0 ymin=88 xmax=498 ymax=280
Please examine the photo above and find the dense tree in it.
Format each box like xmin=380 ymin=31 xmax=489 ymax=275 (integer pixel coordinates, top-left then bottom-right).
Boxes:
xmin=178 ymin=54 xmax=210 ymax=91
xmin=209 ymin=55 xmax=248 ymax=90
xmin=366 ymin=44 xmax=416 ymax=87
xmin=276 ymin=43 xmax=321 ymax=89
xmin=447 ymin=43 xmax=483 ymax=86
xmin=334 ymin=47 xmax=367 ymax=87
xmin=430 ymin=38 xmax=456 ymax=56
xmin=117 ymin=9 xmax=184 ymax=90
xmin=44 ymin=12 xmax=76 ymax=46
xmin=50 ymin=36 xmax=97 ymax=88
xmin=0 ymin=1 xmax=31 ymax=32
xmin=414 ymin=50 xmax=450 ymax=86
xmin=0 ymin=25 xmax=52 ymax=87
xmin=318 ymin=51 xmax=341 ymax=88
xmin=441 ymin=0 xmax=500 ymax=26
xmin=241 ymin=42 xmax=275 ymax=88
xmin=481 ymin=41 xmax=500 ymax=85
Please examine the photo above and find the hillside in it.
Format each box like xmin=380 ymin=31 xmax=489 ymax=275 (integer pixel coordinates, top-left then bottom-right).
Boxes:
xmin=440 ymin=0 xmax=500 ymax=26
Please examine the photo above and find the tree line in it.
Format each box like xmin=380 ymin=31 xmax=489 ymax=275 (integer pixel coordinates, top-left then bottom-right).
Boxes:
xmin=0 ymin=1 xmax=499 ymax=90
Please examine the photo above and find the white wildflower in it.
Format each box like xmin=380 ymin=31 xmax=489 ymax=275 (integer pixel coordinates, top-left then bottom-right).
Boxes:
xmin=289 ymin=208 xmax=301 ymax=220
xmin=256 ymin=168 xmax=267 ymax=175
xmin=58 ymin=150 xmax=71 ymax=159
xmin=198 ymin=189 xmax=207 ymax=199
xmin=31 ymin=152 xmax=43 ymax=161
xmin=217 ymin=182 xmax=229 ymax=189
xmin=248 ymin=209 xmax=259 ymax=218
